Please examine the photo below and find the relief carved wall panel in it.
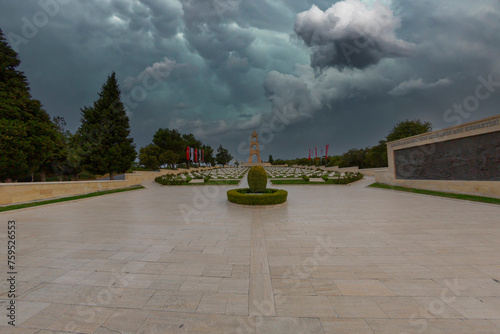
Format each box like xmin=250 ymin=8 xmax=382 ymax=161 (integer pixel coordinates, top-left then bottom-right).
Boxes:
xmin=395 ymin=132 xmax=500 ymax=181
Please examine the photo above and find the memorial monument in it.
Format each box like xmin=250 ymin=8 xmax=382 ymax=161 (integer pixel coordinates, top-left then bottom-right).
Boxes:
xmin=242 ymin=130 xmax=271 ymax=166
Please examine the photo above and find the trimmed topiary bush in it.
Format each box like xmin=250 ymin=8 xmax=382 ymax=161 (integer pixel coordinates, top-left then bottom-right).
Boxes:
xmin=227 ymin=188 xmax=287 ymax=205
xmin=247 ymin=165 xmax=267 ymax=193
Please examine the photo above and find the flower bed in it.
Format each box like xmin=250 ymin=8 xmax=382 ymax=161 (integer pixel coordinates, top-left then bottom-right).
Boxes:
xmin=155 ymin=174 xmax=190 ymax=185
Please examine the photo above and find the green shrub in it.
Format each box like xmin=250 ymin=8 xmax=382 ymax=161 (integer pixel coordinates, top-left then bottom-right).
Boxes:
xmin=322 ymin=175 xmax=329 ymax=181
xmin=186 ymin=176 xmax=192 ymax=183
xmin=204 ymin=175 xmax=211 ymax=183
xmin=227 ymin=188 xmax=287 ymax=205
xmin=301 ymin=175 xmax=310 ymax=182
xmin=247 ymin=166 xmax=267 ymax=193
xmin=79 ymin=171 xmax=96 ymax=180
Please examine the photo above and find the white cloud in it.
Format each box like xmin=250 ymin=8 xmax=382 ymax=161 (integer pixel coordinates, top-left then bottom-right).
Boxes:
xmin=294 ymin=0 xmax=415 ymax=69
xmin=388 ymin=78 xmax=452 ymax=96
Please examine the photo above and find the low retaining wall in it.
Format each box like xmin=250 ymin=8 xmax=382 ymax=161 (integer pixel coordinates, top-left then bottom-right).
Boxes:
xmin=0 ymin=167 xmax=214 ymax=206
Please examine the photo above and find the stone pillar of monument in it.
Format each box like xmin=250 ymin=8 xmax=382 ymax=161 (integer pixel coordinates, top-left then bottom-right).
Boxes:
xmin=248 ymin=130 xmax=262 ymax=163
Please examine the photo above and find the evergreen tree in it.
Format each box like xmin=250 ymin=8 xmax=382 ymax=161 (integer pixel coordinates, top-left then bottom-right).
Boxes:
xmin=139 ymin=144 xmax=167 ymax=170
xmin=38 ymin=116 xmax=68 ymax=181
xmin=202 ymin=144 xmax=215 ymax=166
xmin=49 ymin=117 xmax=84 ymax=180
xmin=386 ymin=119 xmax=432 ymax=142
xmin=152 ymin=128 xmax=184 ymax=166
xmin=215 ymin=145 xmax=233 ymax=166
xmin=77 ymin=72 xmax=136 ymax=180
xmin=0 ymin=28 xmax=58 ymax=182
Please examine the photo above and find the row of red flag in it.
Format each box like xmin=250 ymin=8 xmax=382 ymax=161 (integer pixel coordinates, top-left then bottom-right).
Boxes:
xmin=308 ymin=145 xmax=329 ymax=160
xmin=186 ymin=147 xmax=204 ymax=162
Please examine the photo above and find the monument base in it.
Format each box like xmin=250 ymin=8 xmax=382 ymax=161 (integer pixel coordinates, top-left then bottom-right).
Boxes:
xmin=241 ymin=162 xmax=272 ymax=167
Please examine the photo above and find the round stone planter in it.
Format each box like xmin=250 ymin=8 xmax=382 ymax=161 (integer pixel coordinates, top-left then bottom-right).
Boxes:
xmin=227 ymin=188 xmax=288 ymax=206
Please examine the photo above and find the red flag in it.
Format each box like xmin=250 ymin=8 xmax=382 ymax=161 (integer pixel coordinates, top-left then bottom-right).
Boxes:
xmin=195 ymin=149 xmax=198 ymax=162
xmin=325 ymin=144 xmax=329 ymax=159
xmin=202 ymin=150 xmax=204 ymax=162
xmin=308 ymin=149 xmax=311 ymax=160
xmin=186 ymin=146 xmax=190 ymax=160
xmin=315 ymin=147 xmax=317 ymax=160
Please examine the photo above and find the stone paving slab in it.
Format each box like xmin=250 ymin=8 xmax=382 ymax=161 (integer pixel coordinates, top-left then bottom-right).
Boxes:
xmin=0 ymin=177 xmax=499 ymax=333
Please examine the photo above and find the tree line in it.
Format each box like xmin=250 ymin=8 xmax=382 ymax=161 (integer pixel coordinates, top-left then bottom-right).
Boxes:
xmin=138 ymin=129 xmax=233 ymax=170
xmin=0 ymin=28 xmax=232 ymax=182
xmin=269 ymin=119 xmax=433 ymax=168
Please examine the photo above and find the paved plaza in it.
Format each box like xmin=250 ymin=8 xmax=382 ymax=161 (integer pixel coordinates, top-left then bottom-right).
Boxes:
xmin=1 ymin=177 xmax=500 ymax=333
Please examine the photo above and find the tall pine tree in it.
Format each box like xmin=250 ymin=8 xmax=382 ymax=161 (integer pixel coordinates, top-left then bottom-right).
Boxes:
xmin=77 ymin=72 xmax=136 ymax=180
xmin=0 ymin=28 xmax=58 ymax=182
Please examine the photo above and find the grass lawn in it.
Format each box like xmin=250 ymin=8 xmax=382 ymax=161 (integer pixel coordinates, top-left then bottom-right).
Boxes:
xmin=0 ymin=185 xmax=145 ymax=212
xmin=369 ymin=183 xmax=500 ymax=205
xmin=157 ymin=180 xmax=241 ymax=186
xmin=271 ymin=179 xmax=360 ymax=185
xmin=191 ymin=180 xmax=240 ymax=185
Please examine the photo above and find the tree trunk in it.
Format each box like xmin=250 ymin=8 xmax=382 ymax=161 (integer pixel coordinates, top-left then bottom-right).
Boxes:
xmin=40 ymin=169 xmax=46 ymax=182
xmin=109 ymin=171 xmax=114 ymax=180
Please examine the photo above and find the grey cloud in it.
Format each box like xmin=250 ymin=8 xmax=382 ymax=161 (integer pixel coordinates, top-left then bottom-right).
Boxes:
xmin=1 ymin=0 xmax=499 ymax=162
xmin=122 ymin=57 xmax=180 ymax=90
xmin=264 ymin=70 xmax=320 ymax=122
xmin=294 ymin=0 xmax=414 ymax=70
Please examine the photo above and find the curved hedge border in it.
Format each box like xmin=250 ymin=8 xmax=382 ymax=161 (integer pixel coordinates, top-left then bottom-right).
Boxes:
xmin=227 ymin=188 xmax=288 ymax=205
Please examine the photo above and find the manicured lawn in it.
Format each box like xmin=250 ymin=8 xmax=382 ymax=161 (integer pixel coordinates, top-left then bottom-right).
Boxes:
xmin=369 ymin=183 xmax=500 ymax=205
xmin=0 ymin=185 xmax=145 ymax=212
xmin=271 ymin=178 xmax=362 ymax=185
xmin=190 ymin=180 xmax=240 ymax=185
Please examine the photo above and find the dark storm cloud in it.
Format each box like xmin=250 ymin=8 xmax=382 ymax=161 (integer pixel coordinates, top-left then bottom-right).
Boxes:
xmin=1 ymin=0 xmax=499 ymax=161
xmin=294 ymin=0 xmax=414 ymax=70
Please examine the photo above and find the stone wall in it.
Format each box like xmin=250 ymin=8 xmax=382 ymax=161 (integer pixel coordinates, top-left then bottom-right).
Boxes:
xmin=376 ymin=115 xmax=500 ymax=198
xmin=0 ymin=167 xmax=213 ymax=206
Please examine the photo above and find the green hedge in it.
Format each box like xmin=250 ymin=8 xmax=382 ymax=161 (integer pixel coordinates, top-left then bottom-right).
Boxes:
xmin=227 ymin=188 xmax=287 ymax=205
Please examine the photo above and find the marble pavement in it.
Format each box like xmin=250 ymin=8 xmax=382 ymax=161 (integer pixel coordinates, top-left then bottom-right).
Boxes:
xmin=1 ymin=177 xmax=499 ymax=333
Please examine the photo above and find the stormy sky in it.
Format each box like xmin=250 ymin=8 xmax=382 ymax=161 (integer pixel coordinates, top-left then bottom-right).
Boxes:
xmin=1 ymin=0 xmax=499 ymax=161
